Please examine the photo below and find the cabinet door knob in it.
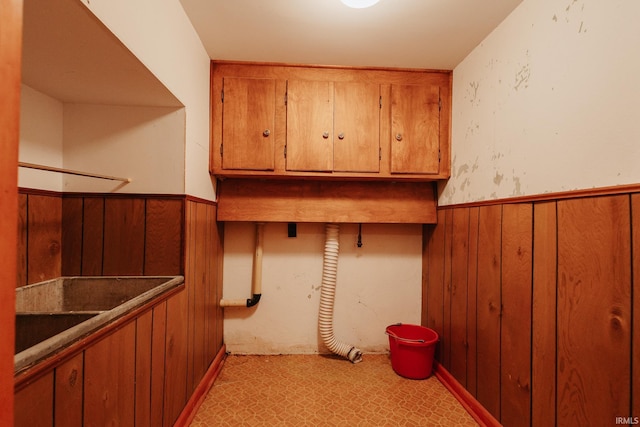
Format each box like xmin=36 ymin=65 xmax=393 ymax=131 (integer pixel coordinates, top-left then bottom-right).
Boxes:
xmin=395 ymin=133 xmax=403 ymax=141
xmin=322 ymin=132 xmax=330 ymax=139
xmin=263 ymin=129 xmax=270 ymax=137
xmin=338 ymin=133 xmax=345 ymax=140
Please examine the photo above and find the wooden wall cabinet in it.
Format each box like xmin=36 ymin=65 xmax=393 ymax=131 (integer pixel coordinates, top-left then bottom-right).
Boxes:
xmin=286 ymin=80 xmax=380 ymax=173
xmin=390 ymin=84 xmax=441 ymax=174
xmin=211 ymin=61 xmax=451 ymax=181
xmin=220 ymin=77 xmax=277 ymax=171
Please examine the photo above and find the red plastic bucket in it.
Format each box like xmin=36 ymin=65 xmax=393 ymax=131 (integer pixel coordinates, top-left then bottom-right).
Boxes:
xmin=386 ymin=323 xmax=439 ymax=379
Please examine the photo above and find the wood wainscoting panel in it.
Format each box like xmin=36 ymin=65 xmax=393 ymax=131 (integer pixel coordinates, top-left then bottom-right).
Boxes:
xmin=151 ymin=301 xmax=168 ymax=427
xmin=61 ymin=197 xmax=83 ymax=276
xmin=144 ymin=199 xmax=183 ymax=275
xmin=14 ymin=371 xmax=53 ymax=427
xmin=164 ymin=289 xmax=189 ymax=426
xmin=192 ymin=202 xmax=210 ymax=392
xmin=135 ymin=310 xmax=153 ymax=427
xmin=84 ymin=322 xmax=136 ymax=426
xmin=557 ymin=195 xmax=631 ymax=426
xmin=217 ymin=179 xmax=437 ymax=223
xmin=82 ymin=197 xmax=105 ymax=275
xmin=449 ymin=208 xmax=469 ymax=386
xmin=442 ymin=209 xmax=453 ymax=369
xmin=475 ymin=204 xmax=502 ymax=420
xmin=55 ymin=353 xmax=84 ymax=427
xmin=26 ymin=194 xmax=62 ymax=284
xmin=17 ymin=193 xmax=27 ymax=287
xmin=531 ymin=201 xmax=558 ymax=427
xmin=465 ymin=207 xmax=479 ymax=398
xmin=428 ymin=188 xmax=639 ymax=427
xmin=103 ymin=198 xmax=145 ymax=275
xmin=500 ymin=204 xmax=533 ymax=426
xmin=424 ymin=210 xmax=446 ymax=362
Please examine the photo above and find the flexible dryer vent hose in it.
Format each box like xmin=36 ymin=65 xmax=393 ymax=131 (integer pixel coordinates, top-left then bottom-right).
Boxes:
xmin=318 ymin=224 xmax=363 ymax=363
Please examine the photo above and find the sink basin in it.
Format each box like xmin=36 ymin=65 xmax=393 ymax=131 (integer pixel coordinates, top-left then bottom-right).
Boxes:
xmin=15 ymin=275 xmax=184 ymax=373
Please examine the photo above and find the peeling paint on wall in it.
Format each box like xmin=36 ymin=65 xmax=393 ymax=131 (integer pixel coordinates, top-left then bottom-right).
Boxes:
xmin=512 ymin=176 xmax=523 ymax=196
xmin=514 ymin=63 xmax=530 ymax=91
xmin=493 ymin=172 xmax=504 ymax=185
xmin=468 ymin=81 xmax=480 ymax=106
xmin=457 ymin=164 xmax=470 ymax=178
xmin=445 ymin=0 xmax=640 ymax=206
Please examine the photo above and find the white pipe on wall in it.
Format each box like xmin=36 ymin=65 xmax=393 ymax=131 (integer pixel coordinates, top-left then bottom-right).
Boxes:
xmin=318 ymin=223 xmax=363 ymax=363
xmin=220 ymin=222 xmax=264 ymax=308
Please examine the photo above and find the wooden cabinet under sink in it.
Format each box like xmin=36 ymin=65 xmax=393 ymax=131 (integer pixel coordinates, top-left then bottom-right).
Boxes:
xmin=210 ymin=61 xmax=452 ymax=181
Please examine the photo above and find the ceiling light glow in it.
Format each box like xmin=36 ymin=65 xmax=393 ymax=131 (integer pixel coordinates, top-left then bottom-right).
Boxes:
xmin=340 ymin=0 xmax=380 ymax=9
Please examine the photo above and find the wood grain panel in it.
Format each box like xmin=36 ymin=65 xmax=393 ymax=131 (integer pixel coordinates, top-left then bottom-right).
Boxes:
xmin=82 ymin=197 xmax=104 ymax=275
xmin=286 ymin=80 xmax=334 ymax=172
xmin=144 ymin=198 xmax=183 ymax=275
xmin=14 ymin=371 xmax=53 ymax=427
xmin=103 ymin=198 xmax=145 ymax=275
xmin=532 ymin=201 xmax=557 ymax=427
xmin=557 ymin=195 xmax=631 ymax=426
xmin=84 ymin=323 xmax=136 ymax=427
xmin=207 ymin=205 xmax=221 ymax=361
xmin=333 ymin=81 xmax=380 ymax=172
xmin=54 ymin=353 xmax=83 ymax=427
xmin=450 ymin=208 xmax=470 ymax=386
xmin=425 ymin=209 xmax=446 ymax=361
xmin=221 ymin=77 xmax=277 ymax=170
xmin=135 ymin=310 xmax=153 ymax=427
xmin=192 ymin=202 xmax=209 ymax=388
xmin=217 ymin=179 xmax=437 ymax=224
xmin=442 ymin=209 xmax=453 ymax=370
xmin=151 ymin=301 xmax=167 ymax=427
xmin=466 ymin=207 xmax=479 ymax=397
xmin=61 ymin=197 xmax=83 ymax=276
xmin=17 ymin=193 xmax=27 ymax=287
xmin=421 ymin=224 xmax=430 ymax=327
xmin=27 ymin=194 xmax=62 ymax=284
xmin=633 ymin=194 xmax=640 ymax=420
xmin=390 ymin=84 xmax=440 ymax=174
xmin=164 ymin=289 xmax=188 ymax=426
xmin=185 ymin=201 xmax=197 ymax=393
xmin=500 ymin=204 xmax=532 ymax=427
xmin=214 ymin=220 xmax=225 ymax=354
xmin=475 ymin=204 xmax=502 ymax=419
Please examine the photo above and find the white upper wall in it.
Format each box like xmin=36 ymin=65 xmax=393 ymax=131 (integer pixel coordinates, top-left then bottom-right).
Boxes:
xmin=440 ymin=0 xmax=640 ymax=205
xmin=62 ymin=104 xmax=186 ymax=194
xmin=79 ymin=0 xmax=215 ymax=200
xmin=18 ymin=85 xmax=64 ymax=192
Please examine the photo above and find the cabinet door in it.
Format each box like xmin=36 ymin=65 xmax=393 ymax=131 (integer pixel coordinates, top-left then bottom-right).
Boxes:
xmin=286 ymin=80 xmax=334 ymax=172
xmin=333 ymin=82 xmax=380 ymax=172
xmin=390 ymin=84 xmax=440 ymax=174
xmin=222 ymin=77 xmax=276 ymax=170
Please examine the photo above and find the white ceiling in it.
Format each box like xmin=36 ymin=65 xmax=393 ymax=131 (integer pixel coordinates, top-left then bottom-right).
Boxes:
xmin=21 ymin=0 xmax=182 ymax=106
xmin=21 ymin=0 xmax=523 ymax=106
xmin=180 ymin=0 xmax=523 ymax=70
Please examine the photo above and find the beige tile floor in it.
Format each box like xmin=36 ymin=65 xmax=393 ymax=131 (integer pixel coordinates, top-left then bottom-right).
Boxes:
xmin=190 ymin=354 xmax=479 ymax=426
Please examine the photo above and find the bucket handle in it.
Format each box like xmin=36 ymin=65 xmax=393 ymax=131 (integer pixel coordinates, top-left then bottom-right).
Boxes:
xmin=385 ymin=329 xmax=426 ymax=344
